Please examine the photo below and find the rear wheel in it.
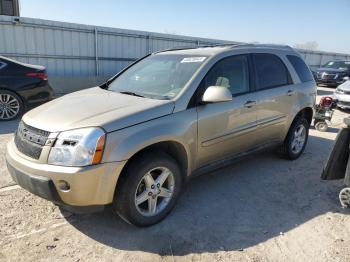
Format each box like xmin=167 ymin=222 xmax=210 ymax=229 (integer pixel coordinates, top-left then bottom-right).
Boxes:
xmin=280 ymin=117 xmax=309 ymax=160
xmin=315 ymin=121 xmax=328 ymax=132
xmin=0 ymin=90 xmax=23 ymax=121
xmin=113 ymin=152 xmax=183 ymax=227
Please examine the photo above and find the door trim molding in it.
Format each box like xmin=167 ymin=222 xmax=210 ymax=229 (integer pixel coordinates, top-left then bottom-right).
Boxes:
xmin=201 ymin=122 xmax=257 ymax=147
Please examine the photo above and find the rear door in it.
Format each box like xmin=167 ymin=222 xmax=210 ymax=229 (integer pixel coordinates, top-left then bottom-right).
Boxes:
xmin=251 ymin=53 xmax=297 ymax=144
xmin=196 ymin=54 xmax=258 ymax=167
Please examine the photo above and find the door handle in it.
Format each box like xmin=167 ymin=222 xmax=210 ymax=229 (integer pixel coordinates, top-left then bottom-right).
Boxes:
xmin=244 ymin=100 xmax=257 ymax=108
xmin=287 ymin=90 xmax=295 ymax=96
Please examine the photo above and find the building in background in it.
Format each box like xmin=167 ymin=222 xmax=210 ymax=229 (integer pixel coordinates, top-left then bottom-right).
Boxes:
xmin=0 ymin=0 xmax=20 ymax=16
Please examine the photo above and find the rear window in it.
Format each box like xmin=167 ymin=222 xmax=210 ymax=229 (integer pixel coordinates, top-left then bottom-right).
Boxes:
xmin=287 ymin=55 xmax=313 ymax=82
xmin=253 ymin=53 xmax=291 ymax=90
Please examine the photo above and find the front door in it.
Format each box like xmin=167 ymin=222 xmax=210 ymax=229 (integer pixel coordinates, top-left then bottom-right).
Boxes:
xmin=196 ymin=55 xmax=258 ymax=167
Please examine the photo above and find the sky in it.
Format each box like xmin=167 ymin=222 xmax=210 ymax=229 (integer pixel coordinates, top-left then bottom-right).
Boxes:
xmin=20 ymin=0 xmax=350 ymax=54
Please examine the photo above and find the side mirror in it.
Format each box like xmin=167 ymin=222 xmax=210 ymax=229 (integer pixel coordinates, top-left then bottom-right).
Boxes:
xmin=344 ymin=76 xmax=350 ymax=82
xmin=202 ymin=86 xmax=232 ymax=103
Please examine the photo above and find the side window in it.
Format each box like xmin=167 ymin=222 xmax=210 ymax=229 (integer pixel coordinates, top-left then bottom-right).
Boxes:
xmin=287 ymin=55 xmax=313 ymax=82
xmin=203 ymin=55 xmax=250 ymax=96
xmin=254 ymin=53 xmax=291 ymax=90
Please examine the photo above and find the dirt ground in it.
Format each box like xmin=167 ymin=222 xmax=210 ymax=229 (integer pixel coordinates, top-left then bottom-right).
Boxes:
xmin=1 ymin=86 xmax=350 ymax=262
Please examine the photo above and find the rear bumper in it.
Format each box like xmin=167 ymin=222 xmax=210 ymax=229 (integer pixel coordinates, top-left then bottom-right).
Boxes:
xmin=19 ymin=83 xmax=54 ymax=109
xmin=6 ymin=138 xmax=127 ymax=212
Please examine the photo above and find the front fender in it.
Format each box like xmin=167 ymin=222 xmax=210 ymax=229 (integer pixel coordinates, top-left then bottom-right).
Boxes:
xmin=102 ymin=108 xmax=198 ymax=175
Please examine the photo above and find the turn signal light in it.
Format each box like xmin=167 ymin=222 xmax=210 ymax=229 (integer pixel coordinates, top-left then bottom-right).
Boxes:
xmin=92 ymin=135 xmax=106 ymax=165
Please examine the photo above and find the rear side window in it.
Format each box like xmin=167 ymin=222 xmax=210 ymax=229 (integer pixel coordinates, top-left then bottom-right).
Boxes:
xmin=253 ymin=53 xmax=291 ymax=90
xmin=203 ymin=55 xmax=250 ymax=96
xmin=287 ymin=55 xmax=313 ymax=82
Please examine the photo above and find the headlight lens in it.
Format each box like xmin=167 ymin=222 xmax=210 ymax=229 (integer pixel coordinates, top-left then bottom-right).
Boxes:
xmin=48 ymin=127 xmax=106 ymax=167
xmin=336 ymin=73 xmax=347 ymax=79
xmin=336 ymin=88 xmax=344 ymax=94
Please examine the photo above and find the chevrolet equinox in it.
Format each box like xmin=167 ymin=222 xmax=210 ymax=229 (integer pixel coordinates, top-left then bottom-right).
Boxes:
xmin=6 ymin=44 xmax=316 ymax=226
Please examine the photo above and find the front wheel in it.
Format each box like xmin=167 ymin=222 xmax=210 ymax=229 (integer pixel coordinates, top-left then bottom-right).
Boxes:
xmin=113 ymin=152 xmax=183 ymax=227
xmin=280 ymin=117 xmax=309 ymax=160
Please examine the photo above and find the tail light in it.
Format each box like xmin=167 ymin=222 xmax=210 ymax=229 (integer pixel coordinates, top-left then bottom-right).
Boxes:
xmin=26 ymin=72 xmax=48 ymax=81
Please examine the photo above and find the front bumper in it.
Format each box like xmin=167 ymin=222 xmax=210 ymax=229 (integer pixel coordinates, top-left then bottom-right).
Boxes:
xmin=6 ymin=138 xmax=126 ymax=211
xmin=316 ymin=77 xmax=346 ymax=87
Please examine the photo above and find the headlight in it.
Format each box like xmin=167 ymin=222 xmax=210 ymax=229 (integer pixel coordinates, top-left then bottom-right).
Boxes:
xmin=336 ymin=73 xmax=347 ymax=79
xmin=336 ymin=88 xmax=344 ymax=94
xmin=48 ymin=127 xmax=106 ymax=167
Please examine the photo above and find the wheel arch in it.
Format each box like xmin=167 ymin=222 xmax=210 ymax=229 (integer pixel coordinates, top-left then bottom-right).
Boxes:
xmin=0 ymin=88 xmax=25 ymax=106
xmin=115 ymin=140 xmax=190 ymax=194
xmin=283 ymin=106 xmax=313 ymax=141
xmin=295 ymin=107 xmax=313 ymax=126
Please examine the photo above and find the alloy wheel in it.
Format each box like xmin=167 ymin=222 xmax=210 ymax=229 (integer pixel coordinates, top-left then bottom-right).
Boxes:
xmin=339 ymin=188 xmax=350 ymax=208
xmin=0 ymin=93 xmax=20 ymax=120
xmin=291 ymin=124 xmax=306 ymax=154
xmin=135 ymin=167 xmax=175 ymax=217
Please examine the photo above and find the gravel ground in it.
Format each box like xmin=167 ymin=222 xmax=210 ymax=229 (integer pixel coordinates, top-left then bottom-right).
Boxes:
xmin=0 ymin=86 xmax=350 ymax=262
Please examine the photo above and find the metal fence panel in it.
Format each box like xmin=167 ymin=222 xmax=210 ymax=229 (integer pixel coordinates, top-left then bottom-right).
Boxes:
xmin=1 ymin=15 xmax=350 ymax=78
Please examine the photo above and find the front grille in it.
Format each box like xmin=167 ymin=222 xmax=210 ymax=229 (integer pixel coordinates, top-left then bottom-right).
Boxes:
xmin=14 ymin=121 xmax=50 ymax=160
xmin=323 ymin=74 xmax=336 ymax=80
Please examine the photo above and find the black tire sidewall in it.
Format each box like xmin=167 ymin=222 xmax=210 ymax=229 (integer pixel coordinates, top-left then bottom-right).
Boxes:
xmin=285 ymin=117 xmax=309 ymax=160
xmin=114 ymin=152 xmax=183 ymax=226
xmin=0 ymin=90 xmax=24 ymax=121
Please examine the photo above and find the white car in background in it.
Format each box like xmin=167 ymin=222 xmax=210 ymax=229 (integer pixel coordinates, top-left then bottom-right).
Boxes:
xmin=334 ymin=78 xmax=350 ymax=109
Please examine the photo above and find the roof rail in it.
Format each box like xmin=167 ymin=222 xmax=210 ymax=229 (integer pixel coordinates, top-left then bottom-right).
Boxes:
xmin=153 ymin=43 xmax=240 ymax=54
xmin=153 ymin=43 xmax=293 ymax=54
xmin=232 ymin=43 xmax=293 ymax=50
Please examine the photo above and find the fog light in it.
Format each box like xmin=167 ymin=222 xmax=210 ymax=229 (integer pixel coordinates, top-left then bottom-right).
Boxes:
xmin=57 ymin=180 xmax=70 ymax=191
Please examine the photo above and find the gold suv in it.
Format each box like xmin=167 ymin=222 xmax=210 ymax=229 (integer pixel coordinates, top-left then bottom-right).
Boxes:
xmin=6 ymin=44 xmax=316 ymax=226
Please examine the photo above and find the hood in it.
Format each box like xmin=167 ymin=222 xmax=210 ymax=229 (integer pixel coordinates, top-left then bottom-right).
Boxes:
xmin=317 ymin=67 xmax=348 ymax=73
xmin=337 ymin=80 xmax=350 ymax=91
xmin=23 ymin=87 xmax=175 ymax=133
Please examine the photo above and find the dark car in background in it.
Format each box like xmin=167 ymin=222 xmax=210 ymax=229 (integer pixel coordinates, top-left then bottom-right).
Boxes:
xmin=0 ymin=56 xmax=53 ymax=121
xmin=314 ymin=60 xmax=350 ymax=87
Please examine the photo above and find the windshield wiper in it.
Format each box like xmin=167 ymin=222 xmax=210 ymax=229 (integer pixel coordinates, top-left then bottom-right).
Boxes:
xmin=119 ymin=91 xmax=145 ymax=98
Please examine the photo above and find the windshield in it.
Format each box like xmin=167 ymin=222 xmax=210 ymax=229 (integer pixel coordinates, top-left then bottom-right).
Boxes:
xmin=108 ymin=54 xmax=207 ymax=99
xmin=323 ymin=61 xmax=350 ymax=70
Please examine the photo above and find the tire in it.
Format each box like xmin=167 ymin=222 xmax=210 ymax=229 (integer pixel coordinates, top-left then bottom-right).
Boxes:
xmin=321 ymin=128 xmax=350 ymax=180
xmin=113 ymin=152 xmax=183 ymax=227
xmin=315 ymin=121 xmax=328 ymax=132
xmin=280 ymin=117 xmax=309 ymax=160
xmin=0 ymin=90 xmax=24 ymax=121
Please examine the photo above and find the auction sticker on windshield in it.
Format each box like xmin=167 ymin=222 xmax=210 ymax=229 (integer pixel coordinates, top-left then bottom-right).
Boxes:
xmin=181 ymin=57 xmax=207 ymax=63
